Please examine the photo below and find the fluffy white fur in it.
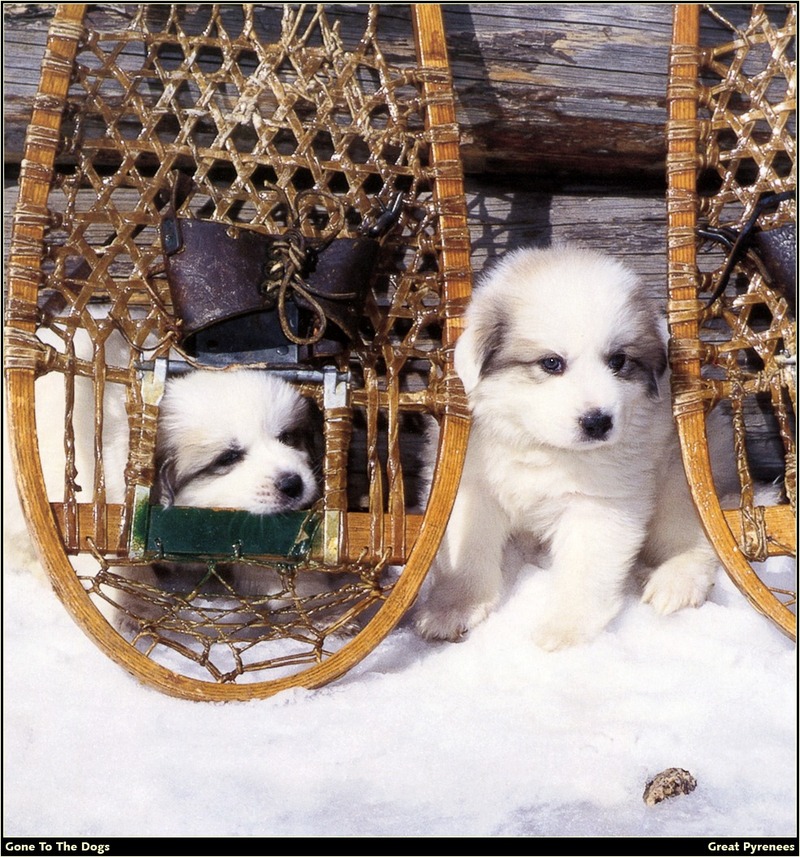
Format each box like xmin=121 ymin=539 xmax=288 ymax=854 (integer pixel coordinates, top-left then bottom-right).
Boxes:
xmin=154 ymin=369 xmax=319 ymax=515
xmin=415 ymin=244 xmax=737 ymax=651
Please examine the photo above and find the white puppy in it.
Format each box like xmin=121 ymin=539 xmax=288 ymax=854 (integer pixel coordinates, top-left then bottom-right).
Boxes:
xmin=416 ymin=244 xmax=736 ymax=650
xmin=154 ymin=368 xmax=319 ymax=515
xmin=140 ymin=368 xmax=322 ymax=599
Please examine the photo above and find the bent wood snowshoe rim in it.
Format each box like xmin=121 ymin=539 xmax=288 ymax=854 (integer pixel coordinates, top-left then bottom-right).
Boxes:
xmin=5 ymin=3 xmax=472 ymax=700
xmin=667 ymin=4 xmax=795 ymax=640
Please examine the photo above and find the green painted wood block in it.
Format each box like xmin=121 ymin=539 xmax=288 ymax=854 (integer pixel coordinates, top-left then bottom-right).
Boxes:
xmin=138 ymin=505 xmax=322 ymax=562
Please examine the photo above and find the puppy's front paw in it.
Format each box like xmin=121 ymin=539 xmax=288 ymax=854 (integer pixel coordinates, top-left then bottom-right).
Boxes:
xmin=532 ymin=598 xmax=619 ymax=652
xmin=642 ymin=555 xmax=714 ymax=615
xmin=415 ymin=598 xmax=495 ymax=643
xmin=532 ymin=613 xmax=594 ymax=652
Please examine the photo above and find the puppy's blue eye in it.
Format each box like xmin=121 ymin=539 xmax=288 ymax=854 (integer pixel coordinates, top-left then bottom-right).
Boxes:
xmin=540 ymin=355 xmax=565 ymax=375
xmin=608 ymin=352 xmax=627 ymax=372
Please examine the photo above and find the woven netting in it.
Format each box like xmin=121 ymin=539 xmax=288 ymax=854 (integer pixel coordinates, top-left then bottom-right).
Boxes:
xmin=667 ymin=3 xmax=796 ymax=634
xmin=6 ymin=4 xmax=471 ymax=690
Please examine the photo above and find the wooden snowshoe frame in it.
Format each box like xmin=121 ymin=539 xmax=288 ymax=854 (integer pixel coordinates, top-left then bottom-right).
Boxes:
xmin=667 ymin=3 xmax=796 ymax=639
xmin=5 ymin=3 xmax=472 ymax=699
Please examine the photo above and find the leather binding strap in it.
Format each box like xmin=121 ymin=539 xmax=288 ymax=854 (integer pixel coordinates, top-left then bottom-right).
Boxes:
xmin=161 ymin=210 xmax=379 ymax=363
xmin=161 ymin=209 xmax=380 ymax=359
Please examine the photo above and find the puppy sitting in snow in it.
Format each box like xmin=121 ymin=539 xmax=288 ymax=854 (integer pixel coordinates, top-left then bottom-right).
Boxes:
xmin=415 ymin=244 xmax=738 ymax=651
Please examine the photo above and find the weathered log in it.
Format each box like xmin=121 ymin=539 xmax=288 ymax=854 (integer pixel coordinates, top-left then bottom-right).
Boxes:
xmin=2 ymin=3 xmax=682 ymax=183
xmin=3 ymin=178 xmax=667 ymax=281
xmin=1 ymin=4 xmax=772 ymax=183
xmin=444 ymin=4 xmax=675 ymax=181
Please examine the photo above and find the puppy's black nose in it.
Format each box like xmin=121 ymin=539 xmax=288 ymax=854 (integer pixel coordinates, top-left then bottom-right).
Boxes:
xmin=579 ymin=409 xmax=613 ymax=441
xmin=277 ymin=472 xmax=305 ymax=500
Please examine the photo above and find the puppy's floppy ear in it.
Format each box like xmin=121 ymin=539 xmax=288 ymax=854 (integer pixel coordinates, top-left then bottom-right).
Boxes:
xmin=636 ymin=313 xmax=669 ymax=401
xmin=153 ymin=451 xmax=177 ymax=507
xmin=454 ymin=301 xmax=507 ymax=395
xmin=454 ymin=325 xmax=481 ymax=395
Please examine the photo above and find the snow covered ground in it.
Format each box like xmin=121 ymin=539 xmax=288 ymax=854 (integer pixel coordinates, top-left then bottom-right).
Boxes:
xmin=3 ymin=522 xmax=796 ymax=840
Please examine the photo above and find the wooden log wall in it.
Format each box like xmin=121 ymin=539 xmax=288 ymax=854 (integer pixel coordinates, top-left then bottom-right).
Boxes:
xmin=2 ymin=3 xmax=791 ymax=477
xmin=1 ymin=3 xmax=701 ymax=294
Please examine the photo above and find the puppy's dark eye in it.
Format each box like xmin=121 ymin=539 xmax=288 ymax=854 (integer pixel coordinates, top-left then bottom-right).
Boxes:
xmin=608 ymin=352 xmax=627 ymax=373
xmin=278 ymin=429 xmax=305 ymax=450
xmin=211 ymin=447 xmax=245 ymax=470
xmin=539 ymin=355 xmax=566 ymax=375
